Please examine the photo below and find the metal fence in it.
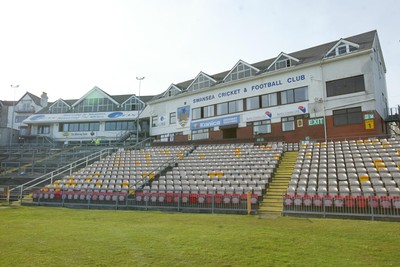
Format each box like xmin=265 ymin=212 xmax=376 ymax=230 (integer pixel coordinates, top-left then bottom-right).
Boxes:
xmin=24 ymin=189 xmax=259 ymax=215
xmin=282 ymin=194 xmax=400 ymax=220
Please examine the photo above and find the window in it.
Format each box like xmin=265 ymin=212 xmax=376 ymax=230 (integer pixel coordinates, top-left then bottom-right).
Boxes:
xmin=246 ymin=96 xmax=260 ymax=110
xmin=333 ymin=107 xmax=362 ymax=126
xmin=282 ymin=116 xmax=295 ymax=131
xmin=280 ymin=90 xmax=294 ymax=105
xmin=337 ymin=45 xmax=347 ymax=55
xmin=228 ymin=99 xmax=243 ymax=113
xmin=192 ymin=108 xmax=201 ymax=120
xmin=74 ymin=97 xmax=117 ymax=113
xmin=105 ymin=121 xmax=135 ymax=131
xmin=38 ymin=125 xmax=50 ymax=134
xmin=58 ymin=122 xmax=99 ymax=132
xmin=152 ymin=116 xmax=158 ymax=127
xmin=261 ymin=93 xmax=278 ymax=108
xmin=217 ymin=102 xmax=228 ymax=116
xmin=192 ymin=129 xmax=209 ymax=140
xmin=193 ymin=106 xmax=214 ymax=120
xmin=326 ymin=75 xmax=365 ymax=97
xmin=252 ymin=120 xmax=271 ymax=135
xmin=203 ymin=105 xmax=214 ymax=118
xmin=170 ymin=112 xmax=176 ymax=124
xmin=275 ymin=58 xmax=291 ymax=70
xmin=281 ymin=86 xmax=308 ymax=105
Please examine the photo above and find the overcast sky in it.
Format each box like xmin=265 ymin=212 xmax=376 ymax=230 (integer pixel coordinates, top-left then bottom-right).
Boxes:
xmin=1 ymin=0 xmax=399 ymax=106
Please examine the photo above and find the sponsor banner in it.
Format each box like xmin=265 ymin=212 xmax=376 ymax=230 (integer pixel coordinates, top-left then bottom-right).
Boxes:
xmin=244 ymin=105 xmax=307 ymax=122
xmin=24 ymin=111 xmax=139 ymax=123
xmin=190 ymin=115 xmax=240 ymax=130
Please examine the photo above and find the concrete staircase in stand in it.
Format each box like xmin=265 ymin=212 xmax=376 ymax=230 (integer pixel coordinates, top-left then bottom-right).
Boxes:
xmin=258 ymin=151 xmax=298 ymax=217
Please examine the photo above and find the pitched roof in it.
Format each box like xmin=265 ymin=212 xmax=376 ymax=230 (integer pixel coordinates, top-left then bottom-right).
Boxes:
xmin=155 ymin=30 xmax=376 ymax=100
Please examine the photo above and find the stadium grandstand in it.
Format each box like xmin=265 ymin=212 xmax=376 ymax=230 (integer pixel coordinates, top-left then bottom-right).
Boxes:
xmin=1 ymin=29 xmax=400 ymax=220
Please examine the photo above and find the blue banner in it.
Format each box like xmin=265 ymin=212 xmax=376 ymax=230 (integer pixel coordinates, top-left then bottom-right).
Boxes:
xmin=190 ymin=115 xmax=240 ymax=130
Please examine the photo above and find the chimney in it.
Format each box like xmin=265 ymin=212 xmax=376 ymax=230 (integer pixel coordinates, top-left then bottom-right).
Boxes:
xmin=41 ymin=92 xmax=48 ymax=107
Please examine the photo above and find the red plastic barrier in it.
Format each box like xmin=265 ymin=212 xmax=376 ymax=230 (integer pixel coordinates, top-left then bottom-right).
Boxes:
xmin=356 ymin=196 xmax=368 ymax=208
xmin=345 ymin=196 xmax=355 ymax=208
xmin=166 ymin=193 xmax=174 ymax=203
xmin=215 ymin=194 xmax=223 ymax=204
xmin=189 ymin=193 xmax=198 ymax=204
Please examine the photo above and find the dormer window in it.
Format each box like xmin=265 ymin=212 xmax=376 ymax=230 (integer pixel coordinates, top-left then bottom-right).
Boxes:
xmin=187 ymin=72 xmax=216 ymax=91
xmin=161 ymin=84 xmax=181 ymax=98
xmin=224 ymin=60 xmax=259 ymax=82
xmin=267 ymin=53 xmax=299 ymax=72
xmin=325 ymin=40 xmax=359 ymax=58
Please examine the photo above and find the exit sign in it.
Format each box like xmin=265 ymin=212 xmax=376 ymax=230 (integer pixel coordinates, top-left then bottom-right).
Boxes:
xmin=308 ymin=117 xmax=324 ymax=126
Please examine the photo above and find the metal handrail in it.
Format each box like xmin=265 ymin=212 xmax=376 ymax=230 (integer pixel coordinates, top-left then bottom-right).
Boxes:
xmin=9 ymin=147 xmax=118 ymax=199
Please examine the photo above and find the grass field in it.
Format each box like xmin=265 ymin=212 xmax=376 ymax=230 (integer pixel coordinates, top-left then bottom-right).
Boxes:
xmin=0 ymin=205 xmax=399 ymax=267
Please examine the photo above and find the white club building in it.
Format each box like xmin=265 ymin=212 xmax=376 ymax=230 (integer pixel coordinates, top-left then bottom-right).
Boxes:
xmin=21 ymin=30 xmax=395 ymax=145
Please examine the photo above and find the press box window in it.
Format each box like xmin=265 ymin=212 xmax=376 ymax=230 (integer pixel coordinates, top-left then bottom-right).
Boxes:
xmin=326 ymin=75 xmax=365 ymax=97
xmin=191 ymin=129 xmax=209 ymax=141
xmin=333 ymin=107 xmax=362 ymax=126
xmin=252 ymin=120 xmax=271 ymax=135
xmin=282 ymin=116 xmax=295 ymax=131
